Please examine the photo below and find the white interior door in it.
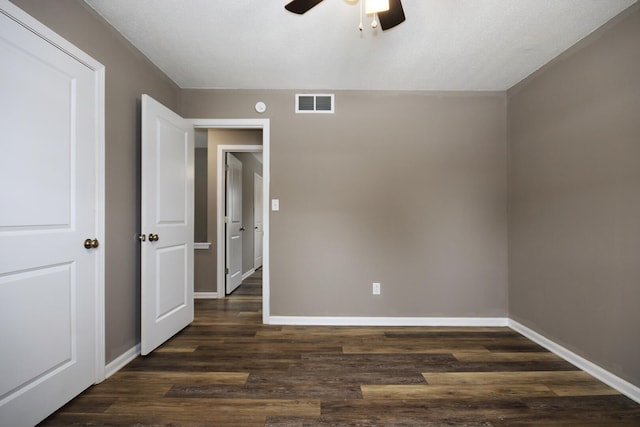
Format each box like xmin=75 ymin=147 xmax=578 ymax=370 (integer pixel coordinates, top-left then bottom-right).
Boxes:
xmin=141 ymin=94 xmax=194 ymax=355
xmin=0 ymin=2 xmax=103 ymax=425
xmin=226 ymin=153 xmax=243 ymax=294
xmin=254 ymin=173 xmax=264 ymax=269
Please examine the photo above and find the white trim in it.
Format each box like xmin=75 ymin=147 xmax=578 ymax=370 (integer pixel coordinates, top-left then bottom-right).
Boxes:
xmin=268 ymin=316 xmax=509 ymax=327
xmin=194 ymin=242 xmax=211 ymax=250
xmin=0 ymin=0 xmax=106 ymax=385
xmin=93 ymin=61 xmax=106 ymax=384
xmin=104 ymin=345 xmax=140 ymax=379
xmin=188 ymin=119 xmax=270 ymax=323
xmin=509 ymin=319 xmax=640 ymax=404
xmin=242 ymin=268 xmax=256 ymax=281
xmin=0 ymin=0 xmax=102 ymax=70
xmin=194 ymin=292 xmax=220 ymax=299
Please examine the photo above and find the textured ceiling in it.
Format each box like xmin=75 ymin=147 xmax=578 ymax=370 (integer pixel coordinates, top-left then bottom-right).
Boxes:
xmin=84 ymin=0 xmax=636 ymax=91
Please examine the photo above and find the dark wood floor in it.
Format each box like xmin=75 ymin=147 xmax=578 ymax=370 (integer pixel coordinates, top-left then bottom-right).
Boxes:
xmin=40 ymin=270 xmax=640 ymax=426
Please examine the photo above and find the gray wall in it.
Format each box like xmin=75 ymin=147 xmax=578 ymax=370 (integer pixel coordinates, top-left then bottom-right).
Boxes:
xmin=508 ymin=5 xmax=640 ymax=387
xmin=183 ymin=90 xmax=509 ymax=317
xmin=10 ymin=0 xmax=181 ymax=363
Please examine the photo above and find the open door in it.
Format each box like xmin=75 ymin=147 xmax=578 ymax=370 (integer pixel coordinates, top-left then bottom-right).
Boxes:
xmin=141 ymin=94 xmax=194 ymax=355
xmin=225 ymin=153 xmax=243 ymax=294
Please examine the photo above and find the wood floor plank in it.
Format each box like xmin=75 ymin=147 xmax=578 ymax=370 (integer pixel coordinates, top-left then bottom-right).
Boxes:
xmin=165 ymin=383 xmax=363 ymax=400
xmin=343 ymin=343 xmax=492 ymax=353
xmin=549 ymin=382 xmax=622 ymax=397
xmin=454 ymin=351 xmax=564 ymax=362
xmin=423 ymin=370 xmax=595 ymax=385
xmin=361 ymin=384 xmax=556 ymax=399
xmin=111 ymin=371 xmax=250 ymax=385
xmin=105 ymin=397 xmax=320 ymax=421
xmin=78 ymin=381 xmax=173 ymax=398
xmin=154 ymin=345 xmax=198 ymax=353
xmin=247 ymin=370 xmax=426 ymax=386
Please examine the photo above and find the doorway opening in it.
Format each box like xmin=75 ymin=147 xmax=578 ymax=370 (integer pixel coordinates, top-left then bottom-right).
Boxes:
xmin=222 ymin=149 xmax=263 ymax=295
xmin=191 ymin=119 xmax=270 ymax=323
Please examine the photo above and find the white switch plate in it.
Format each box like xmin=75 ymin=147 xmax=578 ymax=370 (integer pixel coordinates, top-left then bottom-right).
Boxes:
xmin=372 ymin=282 xmax=381 ymax=295
xmin=271 ymin=199 xmax=280 ymax=211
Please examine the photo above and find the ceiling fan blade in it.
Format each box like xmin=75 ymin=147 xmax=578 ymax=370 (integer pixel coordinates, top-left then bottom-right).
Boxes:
xmin=378 ymin=0 xmax=406 ymax=31
xmin=285 ymin=0 xmax=324 ymax=14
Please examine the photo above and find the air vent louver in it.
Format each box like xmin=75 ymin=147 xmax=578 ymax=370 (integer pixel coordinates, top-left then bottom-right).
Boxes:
xmin=295 ymin=94 xmax=334 ymax=113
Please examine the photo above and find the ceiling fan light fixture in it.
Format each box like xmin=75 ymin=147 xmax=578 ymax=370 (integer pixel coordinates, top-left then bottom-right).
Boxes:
xmin=365 ymin=0 xmax=389 ymax=14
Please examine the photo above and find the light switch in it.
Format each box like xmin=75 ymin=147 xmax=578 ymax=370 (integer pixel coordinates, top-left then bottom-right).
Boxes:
xmin=271 ymin=199 xmax=280 ymax=211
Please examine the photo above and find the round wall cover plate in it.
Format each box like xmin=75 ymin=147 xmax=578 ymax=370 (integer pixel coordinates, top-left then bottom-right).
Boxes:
xmin=255 ymin=101 xmax=266 ymax=113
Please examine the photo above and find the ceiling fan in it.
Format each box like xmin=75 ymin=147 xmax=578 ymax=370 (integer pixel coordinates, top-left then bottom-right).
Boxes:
xmin=285 ymin=0 xmax=406 ymax=31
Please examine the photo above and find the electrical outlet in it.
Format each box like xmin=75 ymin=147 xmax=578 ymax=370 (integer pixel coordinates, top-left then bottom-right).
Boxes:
xmin=372 ymin=282 xmax=381 ymax=295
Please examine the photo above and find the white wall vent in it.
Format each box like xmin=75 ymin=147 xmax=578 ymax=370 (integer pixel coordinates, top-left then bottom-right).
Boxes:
xmin=295 ymin=94 xmax=335 ymax=114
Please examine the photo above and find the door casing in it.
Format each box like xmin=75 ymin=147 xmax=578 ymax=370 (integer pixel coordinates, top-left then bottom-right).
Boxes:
xmin=190 ymin=119 xmax=270 ymax=323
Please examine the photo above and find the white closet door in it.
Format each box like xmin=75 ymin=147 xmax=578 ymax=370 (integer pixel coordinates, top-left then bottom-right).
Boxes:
xmin=0 ymin=2 xmax=103 ymax=425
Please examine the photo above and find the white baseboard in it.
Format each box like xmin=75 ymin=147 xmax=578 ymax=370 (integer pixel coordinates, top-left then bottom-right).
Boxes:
xmin=509 ymin=319 xmax=640 ymax=404
xmin=242 ymin=268 xmax=256 ymax=281
xmin=195 ymin=292 xmax=219 ymax=299
xmin=104 ymin=344 xmax=140 ymax=379
xmin=267 ymin=316 xmax=509 ymax=327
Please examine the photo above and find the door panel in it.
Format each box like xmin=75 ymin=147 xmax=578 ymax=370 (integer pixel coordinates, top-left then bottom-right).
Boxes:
xmin=157 ymin=120 xmax=189 ymax=223
xmin=226 ymin=153 xmax=243 ymax=294
xmin=141 ymin=94 xmax=194 ymax=356
xmin=0 ymin=3 xmax=101 ymax=425
xmin=156 ymin=244 xmax=188 ymax=319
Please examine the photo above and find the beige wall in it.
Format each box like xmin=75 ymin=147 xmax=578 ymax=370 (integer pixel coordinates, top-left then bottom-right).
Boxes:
xmin=183 ymin=90 xmax=509 ymax=317
xmin=194 ymin=147 xmax=208 ymax=243
xmin=508 ymin=5 xmax=640 ymax=387
xmin=10 ymin=0 xmax=181 ymax=363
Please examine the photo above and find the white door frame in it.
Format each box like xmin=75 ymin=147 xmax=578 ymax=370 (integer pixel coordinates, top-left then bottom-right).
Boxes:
xmin=253 ymin=172 xmax=264 ymax=269
xmin=190 ymin=119 xmax=270 ymax=322
xmin=0 ymin=0 xmax=106 ymax=385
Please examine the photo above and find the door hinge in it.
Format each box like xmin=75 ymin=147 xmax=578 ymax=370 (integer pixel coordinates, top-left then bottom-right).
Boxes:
xmin=225 ymin=216 xmax=229 ymax=223
xmin=225 ymin=267 xmax=229 ymax=275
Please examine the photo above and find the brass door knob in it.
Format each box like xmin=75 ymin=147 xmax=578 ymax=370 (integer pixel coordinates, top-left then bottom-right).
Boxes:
xmin=84 ymin=238 xmax=99 ymax=249
xmin=148 ymin=233 xmax=159 ymax=242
